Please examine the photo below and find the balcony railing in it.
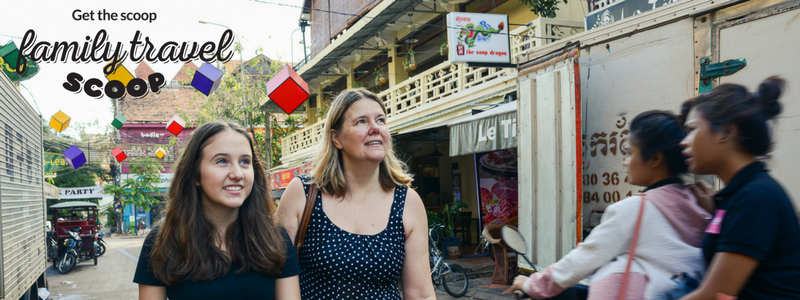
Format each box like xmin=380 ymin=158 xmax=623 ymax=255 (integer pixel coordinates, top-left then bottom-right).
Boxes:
xmin=281 ymin=18 xmax=583 ymax=159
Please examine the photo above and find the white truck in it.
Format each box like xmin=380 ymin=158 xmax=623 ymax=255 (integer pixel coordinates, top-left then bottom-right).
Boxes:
xmin=515 ymin=0 xmax=800 ymax=267
xmin=0 ymin=72 xmax=51 ymax=299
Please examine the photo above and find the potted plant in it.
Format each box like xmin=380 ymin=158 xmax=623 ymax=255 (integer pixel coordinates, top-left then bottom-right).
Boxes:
xmin=441 ymin=200 xmax=468 ymax=258
xmin=440 ymin=42 xmax=448 ymax=56
xmin=403 ymin=59 xmax=411 ymax=72
xmin=374 ymin=67 xmax=387 ymax=86
xmin=407 ymin=49 xmax=417 ymax=70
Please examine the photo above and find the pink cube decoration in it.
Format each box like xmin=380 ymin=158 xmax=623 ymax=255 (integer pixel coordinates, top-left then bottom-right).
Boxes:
xmin=166 ymin=115 xmax=186 ymax=136
xmin=266 ymin=64 xmax=310 ymax=114
xmin=111 ymin=147 xmax=127 ymax=162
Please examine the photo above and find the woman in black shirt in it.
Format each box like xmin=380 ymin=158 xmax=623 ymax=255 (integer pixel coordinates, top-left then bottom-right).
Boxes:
xmin=679 ymin=77 xmax=800 ymax=299
xmin=134 ymin=121 xmax=300 ymax=300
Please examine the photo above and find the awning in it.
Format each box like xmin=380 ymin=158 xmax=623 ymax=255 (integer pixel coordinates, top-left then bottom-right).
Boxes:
xmin=392 ymin=112 xmax=474 ymax=137
xmin=448 ymin=101 xmax=518 ymax=156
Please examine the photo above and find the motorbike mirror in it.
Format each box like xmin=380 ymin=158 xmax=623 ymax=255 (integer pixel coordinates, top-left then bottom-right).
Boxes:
xmin=501 ymin=226 xmax=528 ymax=255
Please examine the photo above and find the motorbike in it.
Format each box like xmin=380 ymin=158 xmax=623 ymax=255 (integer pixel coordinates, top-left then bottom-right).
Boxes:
xmin=46 ymin=230 xmax=57 ymax=262
xmin=95 ymin=232 xmax=107 ymax=257
xmin=55 ymin=228 xmax=83 ymax=274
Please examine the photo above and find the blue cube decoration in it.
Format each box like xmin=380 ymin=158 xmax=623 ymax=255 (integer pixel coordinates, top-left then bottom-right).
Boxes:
xmin=63 ymin=145 xmax=86 ymax=169
xmin=191 ymin=63 xmax=223 ymax=96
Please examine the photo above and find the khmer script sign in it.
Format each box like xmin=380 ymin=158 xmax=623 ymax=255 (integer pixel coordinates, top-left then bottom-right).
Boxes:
xmin=585 ymin=0 xmax=681 ymax=30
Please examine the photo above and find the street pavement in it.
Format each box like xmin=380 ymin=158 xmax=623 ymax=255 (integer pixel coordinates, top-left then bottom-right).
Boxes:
xmin=46 ymin=235 xmax=143 ymax=300
xmin=43 ymin=235 xmax=518 ymax=300
xmin=434 ymin=277 xmax=519 ymax=300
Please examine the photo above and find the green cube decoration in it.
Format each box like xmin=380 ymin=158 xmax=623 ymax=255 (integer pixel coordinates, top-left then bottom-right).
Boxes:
xmin=112 ymin=114 xmax=127 ymax=129
xmin=0 ymin=42 xmax=24 ymax=70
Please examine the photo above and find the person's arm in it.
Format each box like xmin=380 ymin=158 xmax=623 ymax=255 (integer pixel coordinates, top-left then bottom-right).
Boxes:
xmin=276 ymin=177 xmax=307 ymax=244
xmin=400 ymin=188 xmax=436 ymax=300
xmin=274 ymin=275 xmax=301 ymax=300
xmin=511 ymin=197 xmax=644 ymax=299
xmin=138 ymin=284 xmax=166 ymax=300
xmin=679 ymin=252 xmax=757 ymax=300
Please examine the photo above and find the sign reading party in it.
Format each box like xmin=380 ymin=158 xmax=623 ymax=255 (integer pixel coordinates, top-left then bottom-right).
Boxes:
xmin=446 ymin=12 xmax=510 ymax=64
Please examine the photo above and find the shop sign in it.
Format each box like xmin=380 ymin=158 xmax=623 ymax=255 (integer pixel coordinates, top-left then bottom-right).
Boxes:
xmin=586 ymin=0 xmax=682 ymax=30
xmin=446 ymin=12 xmax=510 ymax=64
xmin=449 ymin=102 xmax=517 ymax=156
xmin=475 ymin=149 xmax=518 ymax=229
xmin=270 ymin=166 xmax=303 ymax=190
xmin=60 ymin=186 xmax=105 ymax=199
xmin=44 ymin=152 xmax=70 ymax=173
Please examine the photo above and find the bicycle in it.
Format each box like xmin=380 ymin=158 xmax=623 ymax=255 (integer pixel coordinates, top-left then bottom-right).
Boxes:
xmin=429 ymin=224 xmax=469 ymax=297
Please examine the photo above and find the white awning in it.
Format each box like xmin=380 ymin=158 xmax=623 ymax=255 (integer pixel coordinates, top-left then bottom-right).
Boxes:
xmin=448 ymin=101 xmax=518 ymax=156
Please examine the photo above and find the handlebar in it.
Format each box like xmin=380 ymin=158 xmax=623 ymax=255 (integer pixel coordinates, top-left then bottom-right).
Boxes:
xmin=512 ymin=290 xmax=529 ymax=299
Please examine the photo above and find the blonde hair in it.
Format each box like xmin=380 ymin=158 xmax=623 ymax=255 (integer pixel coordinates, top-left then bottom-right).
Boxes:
xmin=310 ymin=88 xmax=412 ymax=197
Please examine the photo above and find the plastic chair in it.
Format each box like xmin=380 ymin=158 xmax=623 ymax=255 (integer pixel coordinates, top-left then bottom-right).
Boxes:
xmin=483 ymin=223 xmax=519 ymax=285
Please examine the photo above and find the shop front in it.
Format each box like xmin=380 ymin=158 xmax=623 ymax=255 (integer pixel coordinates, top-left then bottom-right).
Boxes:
xmin=390 ymin=100 xmax=519 ymax=254
xmin=448 ymin=102 xmax=519 ymax=232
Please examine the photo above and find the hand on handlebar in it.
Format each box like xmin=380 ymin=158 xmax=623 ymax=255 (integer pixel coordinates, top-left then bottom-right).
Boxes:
xmin=511 ymin=275 xmax=531 ymax=299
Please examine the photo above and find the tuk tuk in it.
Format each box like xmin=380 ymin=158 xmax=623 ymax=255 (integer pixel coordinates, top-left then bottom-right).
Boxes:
xmin=50 ymin=201 xmax=99 ymax=268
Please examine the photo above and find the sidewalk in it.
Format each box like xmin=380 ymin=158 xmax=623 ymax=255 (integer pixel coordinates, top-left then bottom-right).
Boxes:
xmin=436 ymin=254 xmax=519 ymax=299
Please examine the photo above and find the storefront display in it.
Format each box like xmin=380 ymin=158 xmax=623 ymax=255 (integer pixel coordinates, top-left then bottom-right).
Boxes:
xmin=475 ymin=148 xmax=518 ymax=228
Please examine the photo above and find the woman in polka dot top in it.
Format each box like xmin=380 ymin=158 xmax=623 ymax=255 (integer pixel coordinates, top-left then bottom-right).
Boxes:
xmin=277 ymin=89 xmax=436 ymax=300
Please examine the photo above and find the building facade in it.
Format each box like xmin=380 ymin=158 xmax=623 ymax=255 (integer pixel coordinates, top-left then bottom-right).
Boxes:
xmin=271 ymin=0 xmax=586 ymax=246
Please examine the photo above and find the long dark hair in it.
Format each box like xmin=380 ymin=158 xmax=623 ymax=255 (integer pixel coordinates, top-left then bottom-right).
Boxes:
xmin=629 ymin=110 xmax=688 ymax=176
xmin=149 ymin=121 xmax=286 ymax=285
xmin=681 ymin=76 xmax=785 ymax=156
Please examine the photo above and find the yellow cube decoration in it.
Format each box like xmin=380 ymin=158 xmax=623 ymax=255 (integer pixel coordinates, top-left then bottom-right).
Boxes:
xmin=155 ymin=147 xmax=166 ymax=159
xmin=49 ymin=111 xmax=71 ymax=132
xmin=104 ymin=62 xmax=134 ymax=86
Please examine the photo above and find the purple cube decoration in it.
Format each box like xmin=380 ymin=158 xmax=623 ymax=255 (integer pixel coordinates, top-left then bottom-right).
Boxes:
xmin=191 ymin=63 xmax=224 ymax=96
xmin=63 ymin=145 xmax=86 ymax=169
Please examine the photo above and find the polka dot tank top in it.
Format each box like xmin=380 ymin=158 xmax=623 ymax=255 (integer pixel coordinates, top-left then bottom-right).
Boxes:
xmin=298 ymin=176 xmax=406 ymax=299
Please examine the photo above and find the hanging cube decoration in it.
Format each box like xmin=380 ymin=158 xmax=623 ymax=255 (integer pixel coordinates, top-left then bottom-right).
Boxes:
xmin=111 ymin=114 xmax=127 ymax=129
xmin=104 ymin=61 xmax=134 ymax=86
xmin=63 ymin=145 xmax=86 ymax=169
xmin=166 ymin=115 xmax=186 ymax=136
xmin=49 ymin=110 xmax=71 ymax=132
xmin=191 ymin=63 xmax=223 ymax=96
xmin=154 ymin=147 xmax=166 ymax=159
xmin=111 ymin=147 xmax=127 ymax=162
xmin=266 ymin=64 xmax=310 ymax=114
xmin=0 ymin=41 xmax=25 ymax=70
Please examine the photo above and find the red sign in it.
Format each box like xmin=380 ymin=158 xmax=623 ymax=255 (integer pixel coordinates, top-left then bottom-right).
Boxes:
xmin=270 ymin=166 xmax=303 ymax=190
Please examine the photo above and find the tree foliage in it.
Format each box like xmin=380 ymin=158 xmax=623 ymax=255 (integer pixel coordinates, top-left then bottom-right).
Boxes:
xmin=185 ymin=52 xmax=304 ymax=169
xmin=518 ymin=0 xmax=568 ymax=18
xmin=102 ymin=157 xmax=164 ymax=213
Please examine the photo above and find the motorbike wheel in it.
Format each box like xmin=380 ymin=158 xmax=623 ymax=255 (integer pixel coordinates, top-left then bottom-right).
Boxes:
xmin=57 ymin=253 xmax=76 ymax=274
xmin=97 ymin=244 xmax=106 ymax=256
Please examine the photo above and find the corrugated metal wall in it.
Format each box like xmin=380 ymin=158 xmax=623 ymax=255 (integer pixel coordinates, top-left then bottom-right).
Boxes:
xmin=0 ymin=73 xmax=46 ymax=300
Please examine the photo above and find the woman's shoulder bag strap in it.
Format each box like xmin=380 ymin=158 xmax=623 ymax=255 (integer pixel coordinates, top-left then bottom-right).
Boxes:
xmin=618 ymin=193 xmax=647 ymax=300
xmin=294 ymin=181 xmax=318 ymax=251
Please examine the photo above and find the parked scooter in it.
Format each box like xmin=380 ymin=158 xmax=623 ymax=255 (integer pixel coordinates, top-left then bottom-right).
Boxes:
xmin=46 ymin=230 xmax=57 ymax=262
xmin=95 ymin=232 xmax=107 ymax=257
xmin=55 ymin=228 xmax=83 ymax=274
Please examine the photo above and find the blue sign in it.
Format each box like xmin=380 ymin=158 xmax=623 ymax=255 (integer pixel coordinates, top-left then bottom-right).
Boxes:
xmin=136 ymin=213 xmax=147 ymax=218
xmin=586 ymin=0 xmax=682 ymax=30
